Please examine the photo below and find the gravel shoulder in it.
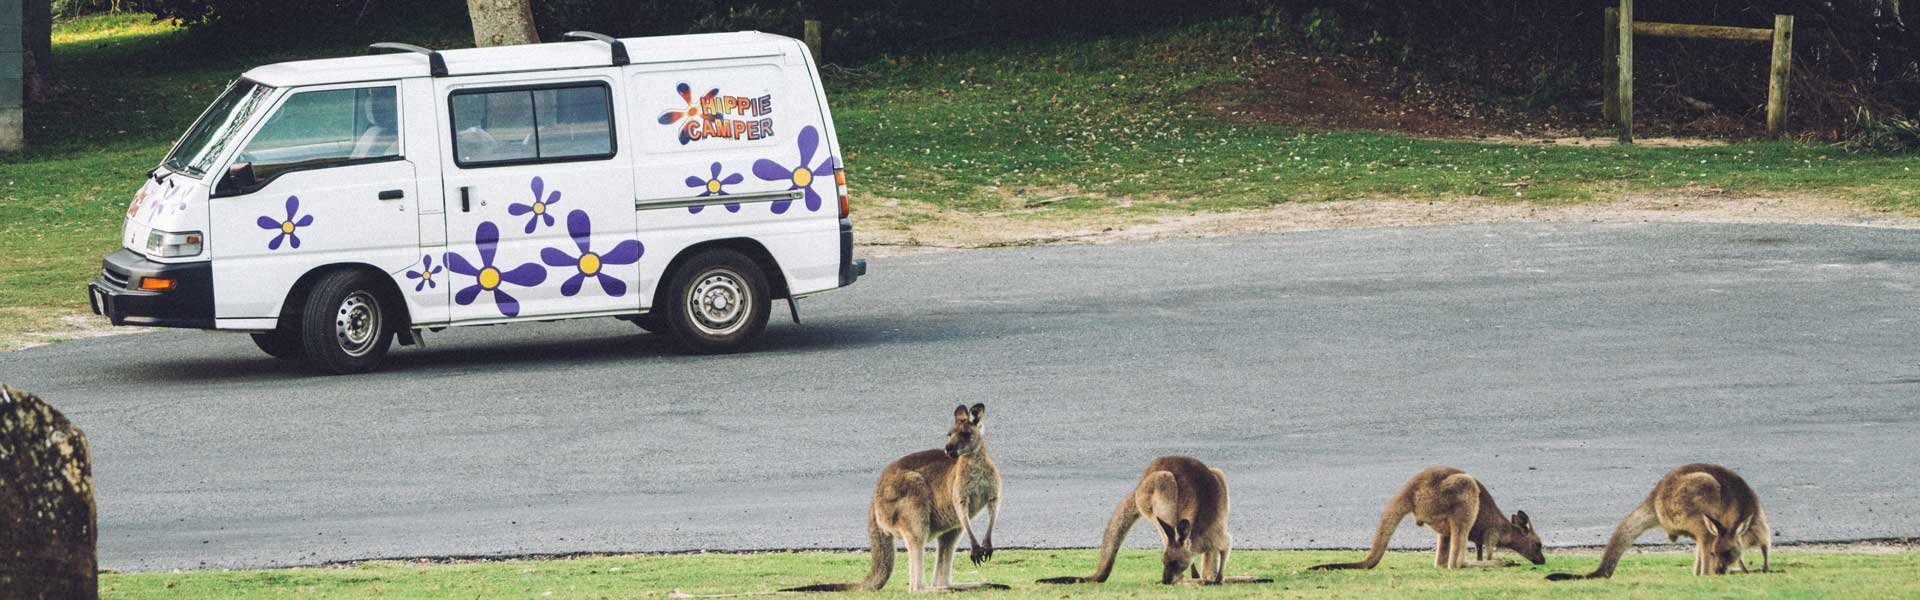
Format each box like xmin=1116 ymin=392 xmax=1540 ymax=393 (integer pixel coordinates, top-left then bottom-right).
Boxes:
xmin=856 ymin=192 xmax=1920 ymax=257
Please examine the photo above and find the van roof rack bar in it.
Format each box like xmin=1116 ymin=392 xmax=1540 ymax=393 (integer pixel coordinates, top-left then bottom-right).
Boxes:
xmin=369 ymin=42 xmax=449 ymax=77
xmin=564 ymin=31 xmax=630 ymax=66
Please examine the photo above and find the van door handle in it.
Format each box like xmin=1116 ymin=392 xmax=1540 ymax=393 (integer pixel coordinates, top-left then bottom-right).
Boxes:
xmin=459 ymin=186 xmax=471 ymax=212
xmin=378 ymin=189 xmax=405 ymax=200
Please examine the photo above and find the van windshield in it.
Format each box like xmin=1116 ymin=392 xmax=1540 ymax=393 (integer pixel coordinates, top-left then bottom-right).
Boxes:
xmin=162 ymin=80 xmax=275 ymax=178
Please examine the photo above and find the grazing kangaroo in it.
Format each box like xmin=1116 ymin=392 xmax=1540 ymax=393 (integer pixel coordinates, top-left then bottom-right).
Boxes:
xmin=1311 ymin=466 xmax=1546 ymax=571
xmin=783 ymin=404 xmax=1003 ymax=593
xmin=1546 ymin=463 xmax=1771 ymax=581
xmin=1037 ymin=456 xmax=1249 ymax=585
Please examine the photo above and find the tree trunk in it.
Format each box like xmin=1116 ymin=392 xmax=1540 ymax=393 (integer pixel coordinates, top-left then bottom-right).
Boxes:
xmin=465 ymin=0 xmax=537 ymax=48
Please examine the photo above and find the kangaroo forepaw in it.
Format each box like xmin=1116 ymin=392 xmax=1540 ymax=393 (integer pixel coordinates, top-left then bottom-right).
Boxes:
xmin=970 ymin=544 xmax=993 ymax=565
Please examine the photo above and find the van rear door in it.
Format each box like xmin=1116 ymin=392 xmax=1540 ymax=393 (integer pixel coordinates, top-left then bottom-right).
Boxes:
xmin=626 ymin=56 xmax=843 ymax=302
xmin=434 ymin=70 xmax=640 ymax=323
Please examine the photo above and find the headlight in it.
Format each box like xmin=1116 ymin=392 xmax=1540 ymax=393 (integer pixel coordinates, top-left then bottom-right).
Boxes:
xmin=145 ymin=230 xmax=204 ymax=258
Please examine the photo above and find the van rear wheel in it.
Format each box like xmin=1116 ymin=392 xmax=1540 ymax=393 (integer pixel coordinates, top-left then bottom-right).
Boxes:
xmin=299 ymin=270 xmax=394 ymax=374
xmin=664 ymin=249 xmax=770 ymax=354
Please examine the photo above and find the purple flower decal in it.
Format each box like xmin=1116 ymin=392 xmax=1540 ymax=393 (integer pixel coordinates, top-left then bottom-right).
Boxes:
xmin=255 ymin=195 xmax=313 ymax=250
xmin=405 ymin=255 xmax=443 ymax=292
xmin=540 ymin=210 xmax=643 ymax=297
xmin=684 ymin=161 xmax=745 ymax=214
xmin=445 ymin=222 xmax=547 ymax=317
xmin=508 ymin=176 xmax=561 ymax=234
xmin=752 ymin=125 xmax=836 ymax=214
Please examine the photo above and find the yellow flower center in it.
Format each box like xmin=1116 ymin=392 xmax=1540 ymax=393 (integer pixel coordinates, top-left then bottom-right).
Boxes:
xmin=478 ymin=266 xmax=501 ymax=290
xmin=578 ymin=253 xmax=602 ymax=275
xmin=706 ymin=179 xmax=722 ymax=194
xmin=532 ymin=201 xmax=546 ymax=215
xmin=280 ymin=221 xmax=296 ymax=234
xmin=792 ymin=167 xmax=813 ymax=187
xmin=421 ymin=269 xmax=432 ymax=281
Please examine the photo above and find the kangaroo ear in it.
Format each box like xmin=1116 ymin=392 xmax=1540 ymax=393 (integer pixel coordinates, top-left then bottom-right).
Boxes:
xmin=1735 ymin=516 xmax=1752 ymax=537
xmin=1175 ymin=519 xmax=1192 ymax=545
xmin=1156 ymin=519 xmax=1179 ymax=544
xmin=953 ymin=404 xmax=971 ymax=421
xmin=968 ymin=403 xmax=985 ymax=424
xmin=1702 ymin=515 xmax=1722 ymax=536
xmin=1513 ymin=511 xmax=1531 ymax=530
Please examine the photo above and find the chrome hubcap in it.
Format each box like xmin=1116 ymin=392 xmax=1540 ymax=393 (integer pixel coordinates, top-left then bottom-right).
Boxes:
xmin=335 ymin=291 xmax=381 ymax=357
xmin=687 ymin=269 xmax=749 ymax=336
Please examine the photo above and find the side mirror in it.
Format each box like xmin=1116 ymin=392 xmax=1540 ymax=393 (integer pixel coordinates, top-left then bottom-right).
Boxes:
xmin=218 ymin=162 xmax=257 ymax=194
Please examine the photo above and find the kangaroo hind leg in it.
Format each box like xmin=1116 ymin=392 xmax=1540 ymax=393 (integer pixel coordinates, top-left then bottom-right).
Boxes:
xmin=935 ymin=530 xmax=960 ymax=589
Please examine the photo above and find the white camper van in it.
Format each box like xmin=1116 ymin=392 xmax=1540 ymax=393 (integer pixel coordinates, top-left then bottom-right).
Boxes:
xmin=88 ymin=32 xmax=866 ymax=374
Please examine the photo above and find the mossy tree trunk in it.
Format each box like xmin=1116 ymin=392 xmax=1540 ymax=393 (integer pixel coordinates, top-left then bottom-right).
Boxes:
xmin=465 ymin=0 xmax=536 ymax=48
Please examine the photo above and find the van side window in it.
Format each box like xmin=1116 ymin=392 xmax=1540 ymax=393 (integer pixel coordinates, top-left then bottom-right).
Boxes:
xmin=238 ymin=86 xmax=400 ymax=181
xmin=450 ymin=82 xmax=614 ymax=167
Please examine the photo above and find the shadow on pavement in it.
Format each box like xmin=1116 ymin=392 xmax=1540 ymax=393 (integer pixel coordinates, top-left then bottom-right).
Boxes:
xmin=97 ymin=315 xmax=992 ymax=383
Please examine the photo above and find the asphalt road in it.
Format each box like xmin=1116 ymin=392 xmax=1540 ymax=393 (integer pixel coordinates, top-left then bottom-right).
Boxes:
xmin=4 ymin=222 xmax=1918 ymax=572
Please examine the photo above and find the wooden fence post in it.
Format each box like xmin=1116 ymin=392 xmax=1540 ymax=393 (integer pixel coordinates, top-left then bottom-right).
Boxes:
xmin=803 ymin=19 xmax=823 ymax=61
xmin=1766 ymin=14 xmax=1794 ymax=137
xmin=1617 ymin=0 xmax=1634 ymax=144
xmin=1603 ymin=7 xmax=1619 ymax=124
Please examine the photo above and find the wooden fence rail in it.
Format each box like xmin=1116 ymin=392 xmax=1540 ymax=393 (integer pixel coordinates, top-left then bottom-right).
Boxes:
xmin=1603 ymin=0 xmax=1795 ymax=143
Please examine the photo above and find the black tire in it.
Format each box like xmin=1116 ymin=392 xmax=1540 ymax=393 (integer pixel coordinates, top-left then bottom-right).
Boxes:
xmin=626 ymin=313 xmax=667 ymax=334
xmin=298 ymin=270 xmax=394 ymax=374
xmin=250 ymin=330 xmax=304 ymax=361
xmin=663 ymin=249 xmax=771 ymax=354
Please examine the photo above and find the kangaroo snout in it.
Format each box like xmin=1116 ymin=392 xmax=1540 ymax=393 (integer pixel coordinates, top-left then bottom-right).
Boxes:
xmin=943 ymin=444 xmax=960 ymax=458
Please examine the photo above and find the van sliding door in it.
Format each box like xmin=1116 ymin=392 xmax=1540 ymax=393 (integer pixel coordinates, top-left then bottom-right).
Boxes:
xmin=434 ymin=70 xmax=640 ymax=324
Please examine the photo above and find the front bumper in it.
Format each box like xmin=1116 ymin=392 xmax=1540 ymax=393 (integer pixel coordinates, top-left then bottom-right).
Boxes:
xmin=87 ymin=249 xmax=215 ymax=329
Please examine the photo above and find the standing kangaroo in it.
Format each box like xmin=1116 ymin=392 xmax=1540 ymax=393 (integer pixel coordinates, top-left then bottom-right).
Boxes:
xmin=1311 ymin=466 xmax=1546 ymax=570
xmin=783 ymin=404 xmax=1003 ymax=593
xmin=1546 ymin=463 xmax=1772 ymax=581
xmin=1036 ymin=456 xmax=1243 ymax=585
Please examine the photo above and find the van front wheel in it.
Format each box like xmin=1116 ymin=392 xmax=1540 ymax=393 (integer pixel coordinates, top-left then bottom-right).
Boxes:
xmin=664 ymin=249 xmax=770 ymax=354
xmin=299 ymin=270 xmax=394 ymax=374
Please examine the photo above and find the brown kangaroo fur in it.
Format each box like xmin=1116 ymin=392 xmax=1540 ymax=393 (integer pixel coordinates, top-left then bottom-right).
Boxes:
xmin=1037 ymin=456 xmax=1242 ymax=585
xmin=1310 ymin=466 xmax=1546 ymax=571
xmin=782 ymin=404 xmax=1003 ymax=593
xmin=1547 ymin=463 xmax=1772 ymax=581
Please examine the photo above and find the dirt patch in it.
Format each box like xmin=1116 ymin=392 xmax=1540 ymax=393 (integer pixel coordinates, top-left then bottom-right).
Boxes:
xmin=1 ymin=308 xmax=150 ymax=353
xmin=1196 ymin=39 xmax=1771 ymax=140
xmin=1202 ymin=53 xmax=1574 ymax=138
xmin=856 ymin=192 xmax=1920 ymax=257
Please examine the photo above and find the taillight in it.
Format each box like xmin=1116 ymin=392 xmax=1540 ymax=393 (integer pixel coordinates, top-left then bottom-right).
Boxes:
xmin=835 ymin=167 xmax=849 ymax=218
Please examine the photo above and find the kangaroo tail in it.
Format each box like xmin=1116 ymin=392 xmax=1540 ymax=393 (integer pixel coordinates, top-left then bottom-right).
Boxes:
xmin=782 ymin=511 xmax=895 ymax=592
xmin=1547 ymin=499 xmax=1658 ymax=581
xmin=1038 ymin=493 xmax=1141 ymax=584
xmin=1310 ymin=488 xmax=1412 ymax=570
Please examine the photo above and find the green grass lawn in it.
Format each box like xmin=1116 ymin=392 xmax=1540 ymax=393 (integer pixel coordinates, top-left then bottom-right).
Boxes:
xmin=6 ymin=14 xmax=1920 ymax=346
xmin=99 ymin=548 xmax=1918 ymax=599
